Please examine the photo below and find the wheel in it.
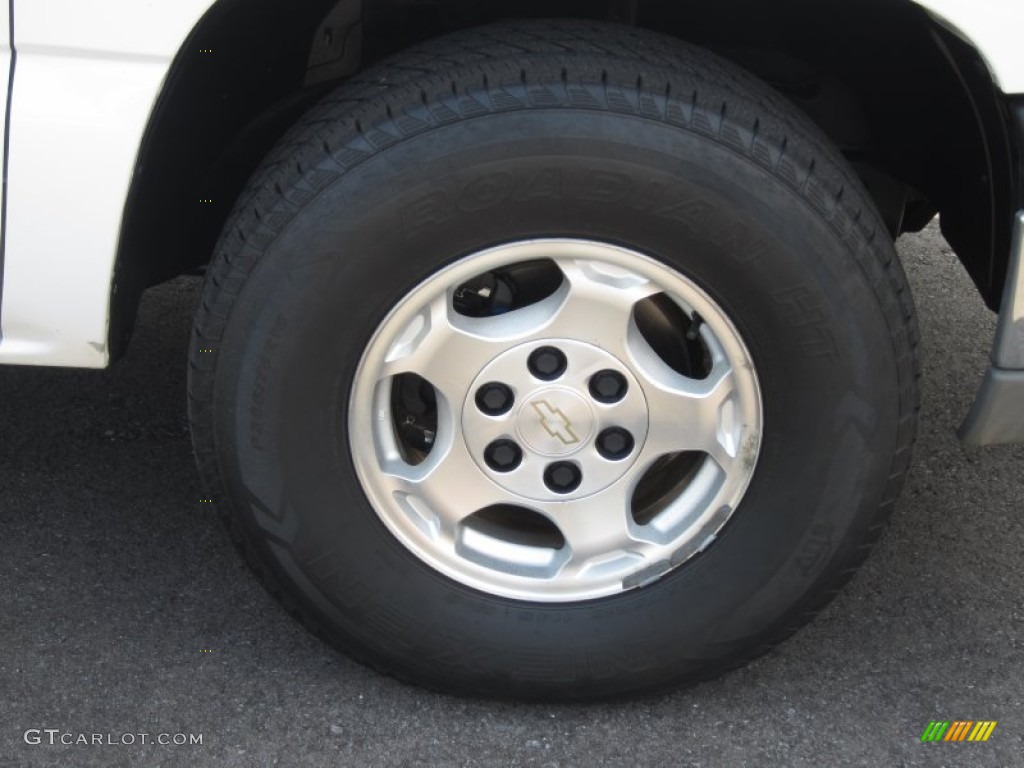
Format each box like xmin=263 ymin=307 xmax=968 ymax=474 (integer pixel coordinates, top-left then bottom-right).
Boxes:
xmin=189 ymin=20 xmax=919 ymax=699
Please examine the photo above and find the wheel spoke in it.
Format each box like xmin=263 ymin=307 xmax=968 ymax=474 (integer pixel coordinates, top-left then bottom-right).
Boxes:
xmin=379 ymin=293 xmax=499 ymax=406
xmin=540 ymin=259 xmax=661 ymax=359
xmin=640 ymin=355 xmax=743 ymax=471
xmin=543 ymin=482 xmax=640 ymax=575
xmin=382 ymin=439 xmax=505 ymax=540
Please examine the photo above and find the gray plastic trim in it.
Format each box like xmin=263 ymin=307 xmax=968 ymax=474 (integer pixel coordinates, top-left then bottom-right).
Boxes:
xmin=959 ymin=211 xmax=1024 ymax=445
xmin=959 ymin=367 xmax=1024 ymax=446
xmin=992 ymin=212 xmax=1024 ymax=368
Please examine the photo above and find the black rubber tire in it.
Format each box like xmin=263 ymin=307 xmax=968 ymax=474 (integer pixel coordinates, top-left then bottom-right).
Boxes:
xmin=188 ymin=20 xmax=920 ymax=700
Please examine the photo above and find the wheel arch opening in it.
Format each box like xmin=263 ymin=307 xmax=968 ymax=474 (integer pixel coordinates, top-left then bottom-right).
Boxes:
xmin=110 ymin=0 xmax=1014 ymax=359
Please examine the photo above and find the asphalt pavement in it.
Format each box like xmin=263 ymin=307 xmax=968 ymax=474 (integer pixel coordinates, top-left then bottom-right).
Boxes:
xmin=1 ymin=222 xmax=1022 ymax=767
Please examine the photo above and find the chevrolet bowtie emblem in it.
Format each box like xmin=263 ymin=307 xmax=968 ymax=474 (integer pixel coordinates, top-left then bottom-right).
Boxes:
xmin=531 ymin=400 xmax=580 ymax=445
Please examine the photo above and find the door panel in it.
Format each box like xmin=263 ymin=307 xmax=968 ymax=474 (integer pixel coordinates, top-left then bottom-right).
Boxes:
xmin=0 ymin=3 xmax=11 ymax=306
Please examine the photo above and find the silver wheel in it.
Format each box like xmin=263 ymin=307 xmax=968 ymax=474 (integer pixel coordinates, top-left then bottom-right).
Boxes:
xmin=350 ymin=240 xmax=763 ymax=601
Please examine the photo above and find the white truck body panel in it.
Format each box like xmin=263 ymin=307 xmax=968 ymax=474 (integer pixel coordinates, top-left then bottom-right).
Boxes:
xmin=0 ymin=1 xmax=211 ymax=367
xmin=0 ymin=0 xmax=1020 ymax=368
xmin=0 ymin=8 xmax=10 ymax=269
xmin=922 ymin=0 xmax=1024 ymax=93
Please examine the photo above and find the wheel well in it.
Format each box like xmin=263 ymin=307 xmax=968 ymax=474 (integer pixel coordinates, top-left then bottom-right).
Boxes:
xmin=111 ymin=0 xmax=1015 ymax=357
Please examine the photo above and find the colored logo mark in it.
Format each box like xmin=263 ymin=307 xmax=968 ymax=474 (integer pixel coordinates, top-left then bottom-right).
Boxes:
xmin=920 ymin=721 xmax=997 ymax=742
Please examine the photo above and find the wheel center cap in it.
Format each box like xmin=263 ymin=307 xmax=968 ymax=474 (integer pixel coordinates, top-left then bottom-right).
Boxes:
xmin=461 ymin=339 xmax=650 ymax=502
xmin=517 ymin=388 xmax=595 ymax=457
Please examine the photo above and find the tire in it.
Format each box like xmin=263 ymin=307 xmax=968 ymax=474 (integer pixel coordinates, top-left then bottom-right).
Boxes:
xmin=189 ymin=20 xmax=919 ymax=700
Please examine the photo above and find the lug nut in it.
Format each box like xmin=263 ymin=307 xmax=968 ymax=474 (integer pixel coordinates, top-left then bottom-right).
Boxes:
xmin=596 ymin=427 xmax=635 ymax=461
xmin=544 ymin=461 xmax=582 ymax=494
xmin=475 ymin=382 xmax=514 ymax=416
xmin=589 ymin=370 xmax=628 ymax=403
xmin=484 ymin=439 xmax=523 ymax=473
xmin=528 ymin=346 xmax=568 ymax=381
